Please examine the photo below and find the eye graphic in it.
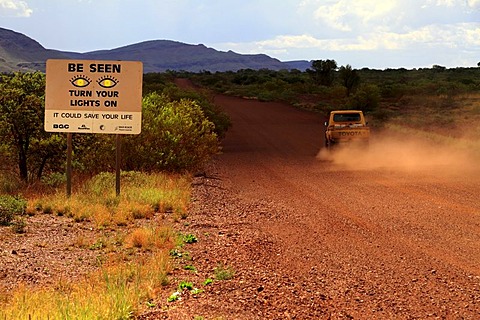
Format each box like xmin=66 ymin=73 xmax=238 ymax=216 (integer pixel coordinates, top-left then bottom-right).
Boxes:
xmin=97 ymin=76 xmax=119 ymax=88
xmin=70 ymin=75 xmax=91 ymax=88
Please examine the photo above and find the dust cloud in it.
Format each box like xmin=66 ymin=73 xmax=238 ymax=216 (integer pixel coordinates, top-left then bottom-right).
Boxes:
xmin=316 ymin=132 xmax=479 ymax=177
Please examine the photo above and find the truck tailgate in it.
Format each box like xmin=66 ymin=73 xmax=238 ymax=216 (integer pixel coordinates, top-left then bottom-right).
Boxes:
xmin=330 ymin=125 xmax=370 ymax=140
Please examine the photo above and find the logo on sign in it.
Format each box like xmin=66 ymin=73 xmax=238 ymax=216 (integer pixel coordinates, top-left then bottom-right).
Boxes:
xmin=53 ymin=124 xmax=70 ymax=129
xmin=115 ymin=125 xmax=133 ymax=132
xmin=78 ymin=124 xmax=90 ymax=130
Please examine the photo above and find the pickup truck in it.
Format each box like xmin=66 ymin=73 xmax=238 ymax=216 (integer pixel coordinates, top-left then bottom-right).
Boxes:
xmin=324 ymin=110 xmax=370 ymax=149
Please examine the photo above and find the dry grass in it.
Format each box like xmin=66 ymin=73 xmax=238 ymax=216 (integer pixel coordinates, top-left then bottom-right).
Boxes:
xmin=382 ymin=93 xmax=480 ymax=142
xmin=1 ymin=251 xmax=172 ymax=319
xmin=0 ymin=171 xmax=189 ymax=319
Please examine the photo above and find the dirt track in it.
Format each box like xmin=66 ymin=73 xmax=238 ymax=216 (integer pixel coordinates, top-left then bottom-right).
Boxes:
xmin=152 ymin=83 xmax=480 ymax=319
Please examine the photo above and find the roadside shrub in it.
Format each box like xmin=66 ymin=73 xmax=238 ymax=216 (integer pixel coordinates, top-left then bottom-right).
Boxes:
xmin=380 ymin=83 xmax=408 ymax=99
xmin=84 ymin=171 xmax=116 ymax=197
xmin=346 ymin=84 xmax=380 ymax=112
xmin=0 ymin=195 xmax=27 ymax=226
xmin=162 ymin=84 xmax=231 ymax=139
xmin=123 ymin=93 xmax=219 ymax=172
xmin=70 ymin=134 xmax=116 ymax=174
xmin=41 ymin=172 xmax=66 ymax=188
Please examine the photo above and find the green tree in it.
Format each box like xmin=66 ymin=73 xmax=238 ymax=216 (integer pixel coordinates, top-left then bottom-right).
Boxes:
xmin=308 ymin=59 xmax=338 ymax=86
xmin=432 ymin=65 xmax=446 ymax=72
xmin=161 ymin=84 xmax=231 ymax=138
xmin=122 ymin=92 xmax=219 ymax=172
xmin=0 ymin=72 xmax=65 ymax=182
xmin=339 ymin=65 xmax=360 ymax=96
xmin=346 ymin=84 xmax=380 ymax=112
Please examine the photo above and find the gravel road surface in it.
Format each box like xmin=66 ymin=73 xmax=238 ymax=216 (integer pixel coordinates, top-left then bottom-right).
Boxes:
xmin=148 ymin=86 xmax=480 ymax=319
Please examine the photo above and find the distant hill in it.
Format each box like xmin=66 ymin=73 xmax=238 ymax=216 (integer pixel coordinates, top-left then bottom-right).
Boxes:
xmin=0 ymin=27 xmax=311 ymax=73
xmin=0 ymin=28 xmax=70 ymax=72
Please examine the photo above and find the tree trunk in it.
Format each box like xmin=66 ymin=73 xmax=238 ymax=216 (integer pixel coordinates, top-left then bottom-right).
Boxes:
xmin=16 ymin=134 xmax=29 ymax=182
xmin=18 ymin=150 xmax=28 ymax=182
xmin=37 ymin=154 xmax=49 ymax=181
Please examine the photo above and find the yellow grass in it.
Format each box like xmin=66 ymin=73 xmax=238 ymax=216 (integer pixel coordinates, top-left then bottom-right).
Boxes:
xmin=0 ymin=251 xmax=172 ymax=319
xmin=0 ymin=171 xmax=189 ymax=319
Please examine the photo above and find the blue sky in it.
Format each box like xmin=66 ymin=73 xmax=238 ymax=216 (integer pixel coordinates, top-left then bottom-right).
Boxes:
xmin=1 ymin=0 xmax=479 ymax=69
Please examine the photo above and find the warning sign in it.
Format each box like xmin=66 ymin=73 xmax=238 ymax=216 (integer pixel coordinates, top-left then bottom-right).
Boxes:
xmin=45 ymin=59 xmax=143 ymax=134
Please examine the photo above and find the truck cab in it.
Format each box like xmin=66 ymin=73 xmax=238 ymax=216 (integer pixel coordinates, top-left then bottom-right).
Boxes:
xmin=324 ymin=110 xmax=370 ymax=149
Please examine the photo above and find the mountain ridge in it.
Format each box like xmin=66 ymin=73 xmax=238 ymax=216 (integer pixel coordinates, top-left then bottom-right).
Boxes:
xmin=0 ymin=27 xmax=311 ymax=73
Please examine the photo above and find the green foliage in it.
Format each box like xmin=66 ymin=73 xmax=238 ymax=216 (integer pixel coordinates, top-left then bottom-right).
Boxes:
xmin=167 ymin=291 xmax=181 ymax=302
xmin=142 ymin=72 xmax=174 ymax=95
xmin=178 ymin=281 xmax=194 ymax=291
xmin=308 ymin=59 xmax=338 ymax=86
xmin=161 ymin=84 xmax=231 ymax=138
xmin=0 ymin=194 xmax=26 ymax=226
xmin=182 ymin=233 xmax=198 ymax=244
xmin=84 ymin=171 xmax=119 ymax=196
xmin=193 ymin=68 xmax=312 ymax=102
xmin=346 ymin=84 xmax=380 ymax=112
xmin=0 ymin=72 xmax=66 ymax=182
xmin=339 ymin=65 xmax=360 ymax=96
xmin=0 ymin=73 xmax=226 ymax=180
xmin=183 ymin=265 xmax=197 ymax=272
xmin=142 ymin=74 xmax=232 ymax=136
xmin=123 ymin=92 xmax=219 ymax=172
xmin=41 ymin=172 xmax=66 ymax=188
xmin=191 ymin=288 xmax=203 ymax=295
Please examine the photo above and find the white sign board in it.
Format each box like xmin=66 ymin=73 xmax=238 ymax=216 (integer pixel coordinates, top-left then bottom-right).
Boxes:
xmin=45 ymin=59 xmax=143 ymax=134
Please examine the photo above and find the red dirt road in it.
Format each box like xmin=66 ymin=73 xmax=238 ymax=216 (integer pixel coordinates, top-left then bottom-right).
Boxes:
xmin=150 ymin=79 xmax=480 ymax=319
xmin=211 ymin=94 xmax=480 ymax=318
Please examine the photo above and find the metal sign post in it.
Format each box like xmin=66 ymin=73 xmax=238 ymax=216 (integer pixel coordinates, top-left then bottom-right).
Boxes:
xmin=66 ymin=133 xmax=72 ymax=197
xmin=115 ymin=134 xmax=122 ymax=197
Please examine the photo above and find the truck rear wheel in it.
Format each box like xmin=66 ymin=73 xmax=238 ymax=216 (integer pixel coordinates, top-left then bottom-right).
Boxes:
xmin=325 ymin=139 xmax=335 ymax=150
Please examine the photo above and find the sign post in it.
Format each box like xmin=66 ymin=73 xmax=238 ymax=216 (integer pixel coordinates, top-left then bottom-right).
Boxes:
xmin=45 ymin=59 xmax=143 ymax=196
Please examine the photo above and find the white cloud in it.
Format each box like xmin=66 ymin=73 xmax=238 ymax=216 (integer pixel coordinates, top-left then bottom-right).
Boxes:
xmin=426 ymin=0 xmax=480 ymax=9
xmin=301 ymin=0 xmax=479 ymax=36
xmin=467 ymin=0 xmax=480 ymax=9
xmin=218 ymin=21 xmax=479 ymax=58
xmin=429 ymin=0 xmax=457 ymax=6
xmin=0 ymin=0 xmax=32 ymax=17
xmin=309 ymin=0 xmax=399 ymax=32
xmin=458 ymin=23 xmax=480 ymax=45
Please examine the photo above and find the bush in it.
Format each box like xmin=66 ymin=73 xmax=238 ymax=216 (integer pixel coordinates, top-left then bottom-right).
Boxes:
xmin=0 ymin=195 xmax=27 ymax=226
xmin=161 ymin=84 xmax=231 ymax=138
xmin=71 ymin=89 xmax=224 ymax=174
xmin=123 ymin=93 xmax=219 ymax=172
xmin=346 ymin=84 xmax=380 ymax=112
xmin=41 ymin=172 xmax=66 ymax=188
